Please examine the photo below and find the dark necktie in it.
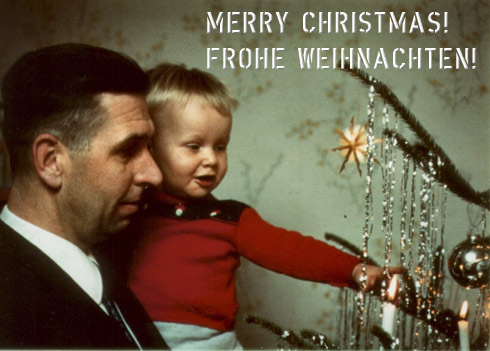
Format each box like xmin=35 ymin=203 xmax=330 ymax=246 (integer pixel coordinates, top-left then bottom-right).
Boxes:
xmin=102 ymin=294 xmax=140 ymax=348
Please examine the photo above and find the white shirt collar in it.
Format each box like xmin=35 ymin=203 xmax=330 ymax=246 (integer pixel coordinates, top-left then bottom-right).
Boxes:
xmin=0 ymin=205 xmax=104 ymax=307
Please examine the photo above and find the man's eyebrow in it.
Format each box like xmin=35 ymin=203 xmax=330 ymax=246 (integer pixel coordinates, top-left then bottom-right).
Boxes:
xmin=110 ymin=133 xmax=150 ymax=154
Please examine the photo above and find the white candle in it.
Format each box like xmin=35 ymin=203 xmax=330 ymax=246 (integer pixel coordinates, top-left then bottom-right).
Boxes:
xmin=381 ymin=276 xmax=398 ymax=336
xmin=458 ymin=300 xmax=470 ymax=351
xmin=382 ymin=301 xmax=396 ymax=335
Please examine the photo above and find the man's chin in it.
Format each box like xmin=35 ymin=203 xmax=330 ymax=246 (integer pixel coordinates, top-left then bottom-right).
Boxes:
xmin=112 ymin=216 xmax=133 ymax=233
xmin=96 ymin=217 xmax=133 ymax=242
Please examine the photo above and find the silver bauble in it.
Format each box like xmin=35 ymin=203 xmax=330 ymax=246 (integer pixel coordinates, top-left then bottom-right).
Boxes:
xmin=448 ymin=235 xmax=490 ymax=289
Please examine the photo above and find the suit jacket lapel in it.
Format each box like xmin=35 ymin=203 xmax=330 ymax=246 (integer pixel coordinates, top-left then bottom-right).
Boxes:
xmin=0 ymin=221 xmax=104 ymax=311
xmin=0 ymin=220 xmax=138 ymax=348
xmin=0 ymin=220 xmax=168 ymax=349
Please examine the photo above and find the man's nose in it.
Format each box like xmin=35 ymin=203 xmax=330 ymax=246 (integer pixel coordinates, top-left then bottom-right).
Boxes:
xmin=134 ymin=150 xmax=163 ymax=187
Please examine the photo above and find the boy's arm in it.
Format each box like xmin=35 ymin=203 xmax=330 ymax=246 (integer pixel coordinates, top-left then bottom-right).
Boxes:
xmin=235 ymin=207 xmax=361 ymax=288
xmin=235 ymin=207 xmax=402 ymax=291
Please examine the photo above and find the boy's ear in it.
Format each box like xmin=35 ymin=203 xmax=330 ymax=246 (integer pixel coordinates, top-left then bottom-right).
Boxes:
xmin=32 ymin=134 xmax=66 ymax=189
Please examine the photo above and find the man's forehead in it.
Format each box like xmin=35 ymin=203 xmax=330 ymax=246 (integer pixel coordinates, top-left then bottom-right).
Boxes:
xmin=93 ymin=93 xmax=154 ymax=141
xmin=98 ymin=93 xmax=149 ymax=117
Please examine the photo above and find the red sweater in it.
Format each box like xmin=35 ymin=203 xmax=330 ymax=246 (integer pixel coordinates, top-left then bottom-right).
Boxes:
xmin=128 ymin=191 xmax=360 ymax=332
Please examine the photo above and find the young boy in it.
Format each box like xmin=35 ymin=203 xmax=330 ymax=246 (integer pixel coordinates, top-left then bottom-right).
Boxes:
xmin=125 ymin=63 xmax=400 ymax=349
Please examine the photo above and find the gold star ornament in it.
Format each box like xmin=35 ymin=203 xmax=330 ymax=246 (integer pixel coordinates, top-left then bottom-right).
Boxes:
xmin=331 ymin=117 xmax=382 ymax=176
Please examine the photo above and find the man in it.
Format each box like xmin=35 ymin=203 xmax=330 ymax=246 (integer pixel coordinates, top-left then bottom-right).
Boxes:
xmin=0 ymin=43 xmax=168 ymax=349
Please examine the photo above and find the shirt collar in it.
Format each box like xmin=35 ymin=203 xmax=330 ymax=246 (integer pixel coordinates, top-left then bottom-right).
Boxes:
xmin=148 ymin=188 xmax=216 ymax=205
xmin=0 ymin=206 xmax=104 ymax=305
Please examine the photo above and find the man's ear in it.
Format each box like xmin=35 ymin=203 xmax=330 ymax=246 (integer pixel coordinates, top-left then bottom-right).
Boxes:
xmin=32 ymin=134 xmax=67 ymax=189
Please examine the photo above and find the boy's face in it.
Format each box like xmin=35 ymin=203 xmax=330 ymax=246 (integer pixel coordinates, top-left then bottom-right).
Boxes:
xmin=152 ymin=95 xmax=231 ymax=199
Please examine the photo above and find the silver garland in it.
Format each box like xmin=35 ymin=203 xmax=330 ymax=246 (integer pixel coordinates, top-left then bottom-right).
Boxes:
xmin=357 ymin=82 xmax=377 ymax=329
xmin=335 ymin=83 xmax=487 ymax=351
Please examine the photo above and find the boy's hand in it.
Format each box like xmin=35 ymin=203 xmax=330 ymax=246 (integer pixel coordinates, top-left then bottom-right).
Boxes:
xmin=351 ymin=263 xmax=403 ymax=294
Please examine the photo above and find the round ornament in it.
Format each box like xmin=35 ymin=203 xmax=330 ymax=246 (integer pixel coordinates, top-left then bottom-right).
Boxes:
xmin=448 ymin=235 xmax=490 ymax=289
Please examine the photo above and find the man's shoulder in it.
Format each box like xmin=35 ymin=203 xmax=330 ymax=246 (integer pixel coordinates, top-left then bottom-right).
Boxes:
xmin=0 ymin=221 xmax=141 ymax=348
xmin=0 ymin=221 xmax=56 ymax=293
xmin=0 ymin=220 xmax=20 ymax=260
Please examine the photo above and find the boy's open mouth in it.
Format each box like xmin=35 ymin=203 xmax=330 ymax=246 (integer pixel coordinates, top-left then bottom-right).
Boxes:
xmin=196 ymin=175 xmax=216 ymax=185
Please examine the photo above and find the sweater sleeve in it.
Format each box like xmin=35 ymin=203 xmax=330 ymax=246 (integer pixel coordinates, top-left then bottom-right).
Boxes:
xmin=235 ymin=207 xmax=361 ymax=288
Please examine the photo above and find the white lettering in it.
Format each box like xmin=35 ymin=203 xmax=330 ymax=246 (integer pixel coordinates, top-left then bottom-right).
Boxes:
xmin=374 ymin=48 xmax=389 ymax=69
xmin=409 ymin=12 xmax=425 ymax=33
xmin=428 ymin=12 xmax=441 ymax=33
xmin=389 ymin=12 xmax=406 ymax=33
xmin=276 ymin=12 xmax=288 ymax=33
xmin=207 ymin=12 xmax=224 ymax=32
xmin=303 ymin=12 xmax=315 ymax=33
xmin=206 ymin=48 xmax=219 ymax=69
xmin=393 ymin=48 xmax=405 ymax=69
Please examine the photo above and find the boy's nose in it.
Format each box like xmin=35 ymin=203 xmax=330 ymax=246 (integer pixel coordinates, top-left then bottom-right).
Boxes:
xmin=202 ymin=149 xmax=217 ymax=166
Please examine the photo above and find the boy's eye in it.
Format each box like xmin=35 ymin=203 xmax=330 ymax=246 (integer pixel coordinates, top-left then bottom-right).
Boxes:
xmin=216 ymin=144 xmax=227 ymax=152
xmin=186 ymin=144 xmax=200 ymax=151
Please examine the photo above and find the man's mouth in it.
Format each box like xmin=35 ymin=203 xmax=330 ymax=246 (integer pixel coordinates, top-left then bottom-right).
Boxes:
xmin=119 ymin=202 xmax=139 ymax=214
xmin=119 ymin=197 xmax=142 ymax=213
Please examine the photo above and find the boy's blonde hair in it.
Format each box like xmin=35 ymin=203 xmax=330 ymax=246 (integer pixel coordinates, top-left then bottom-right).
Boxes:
xmin=146 ymin=63 xmax=238 ymax=119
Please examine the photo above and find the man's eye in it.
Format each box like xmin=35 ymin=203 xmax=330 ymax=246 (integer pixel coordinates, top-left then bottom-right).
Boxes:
xmin=119 ymin=143 xmax=140 ymax=159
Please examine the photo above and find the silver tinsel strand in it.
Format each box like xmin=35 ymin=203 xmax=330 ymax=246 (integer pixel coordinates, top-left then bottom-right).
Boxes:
xmin=357 ymin=82 xmax=377 ymax=330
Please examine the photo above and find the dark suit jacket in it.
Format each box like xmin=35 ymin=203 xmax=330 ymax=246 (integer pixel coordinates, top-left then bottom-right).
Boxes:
xmin=0 ymin=220 xmax=168 ymax=349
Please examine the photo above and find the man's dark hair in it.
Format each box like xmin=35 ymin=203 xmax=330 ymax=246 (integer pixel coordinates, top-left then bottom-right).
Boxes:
xmin=1 ymin=43 xmax=150 ymax=175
